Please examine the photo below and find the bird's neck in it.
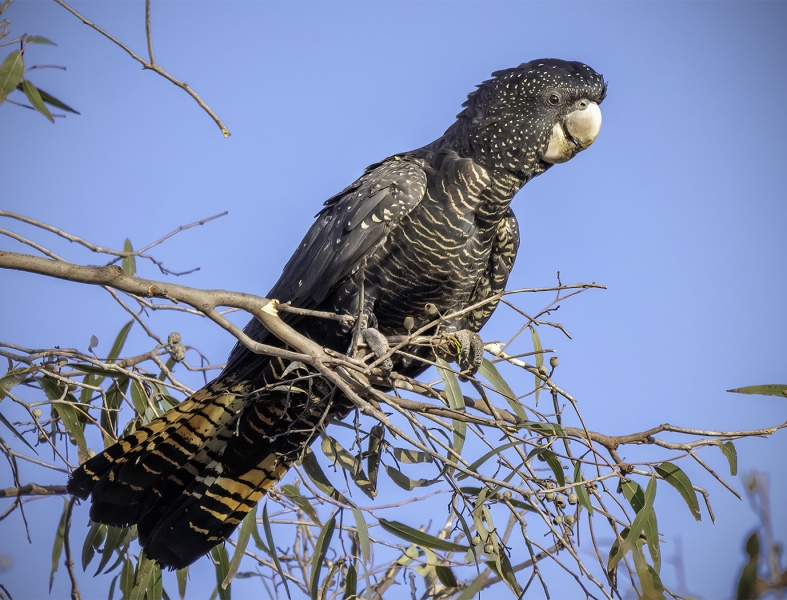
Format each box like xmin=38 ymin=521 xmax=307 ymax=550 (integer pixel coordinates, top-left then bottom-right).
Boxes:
xmin=434 ymin=118 xmax=550 ymax=187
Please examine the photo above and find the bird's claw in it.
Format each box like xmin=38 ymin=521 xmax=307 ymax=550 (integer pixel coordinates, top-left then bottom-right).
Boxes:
xmin=361 ymin=328 xmax=393 ymax=379
xmin=443 ymin=330 xmax=484 ymax=379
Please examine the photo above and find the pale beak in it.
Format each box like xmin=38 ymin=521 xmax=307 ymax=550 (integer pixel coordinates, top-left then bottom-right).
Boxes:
xmin=542 ymin=101 xmax=602 ymax=164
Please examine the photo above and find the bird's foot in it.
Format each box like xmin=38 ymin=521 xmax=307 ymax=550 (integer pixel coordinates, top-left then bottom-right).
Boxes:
xmin=361 ymin=328 xmax=393 ymax=379
xmin=442 ymin=330 xmax=484 ymax=379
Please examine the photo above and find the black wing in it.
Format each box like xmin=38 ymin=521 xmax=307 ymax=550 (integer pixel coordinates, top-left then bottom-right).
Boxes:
xmin=225 ymin=156 xmax=428 ymax=370
xmin=270 ymin=156 xmax=428 ymax=308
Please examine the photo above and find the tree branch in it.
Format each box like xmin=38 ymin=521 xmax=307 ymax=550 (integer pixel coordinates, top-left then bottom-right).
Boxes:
xmin=51 ymin=0 xmax=230 ymax=137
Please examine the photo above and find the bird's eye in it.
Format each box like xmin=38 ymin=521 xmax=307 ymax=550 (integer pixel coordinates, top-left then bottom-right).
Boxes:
xmin=548 ymin=93 xmax=561 ymax=106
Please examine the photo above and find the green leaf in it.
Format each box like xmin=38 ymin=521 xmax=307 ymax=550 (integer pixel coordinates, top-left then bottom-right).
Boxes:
xmin=737 ymin=532 xmax=760 ymax=600
xmin=350 ymin=507 xmax=370 ymax=564
xmin=654 ymin=462 xmax=701 ymax=521
xmin=26 ymin=35 xmax=57 ymax=45
xmin=49 ymin=498 xmax=69 ymax=591
xmin=280 ymin=484 xmax=320 ymax=525
xmin=122 ymin=239 xmax=136 ymax=276
xmin=434 ymin=564 xmax=458 ymax=588
xmin=457 ymin=440 xmax=524 ymax=481
xmin=301 ymin=448 xmax=353 ymax=505
xmin=378 ymin=519 xmax=468 ymax=552
xmin=21 ymin=79 xmax=54 ymax=122
xmin=572 ymin=460 xmax=594 ymax=514
xmin=130 ymin=379 xmax=150 ymax=417
xmin=176 ymin=567 xmax=188 ymax=600
xmin=517 ymin=420 xmax=566 ymax=436
xmin=102 ymin=376 xmax=129 ymax=445
xmin=392 ymin=447 xmax=433 ymax=464
xmin=436 ymin=357 xmax=466 ymax=457
xmin=0 ymin=409 xmax=38 ymax=454
xmin=81 ymin=521 xmax=105 ymax=571
xmin=321 ymin=436 xmax=363 ymax=479
xmin=149 ymin=566 xmax=163 ymax=600
xmin=23 ymin=84 xmax=79 ymax=114
xmin=530 ymin=325 xmax=543 ymax=403
xmin=718 ymin=441 xmax=738 ymax=476
xmin=621 ymin=480 xmax=660 ymax=572
xmin=343 ymin=563 xmax=357 ymax=600
xmin=727 ymin=384 xmax=787 ymax=397
xmin=310 ymin=513 xmax=336 ymax=600
xmin=609 ymin=476 xmax=657 ymax=572
xmin=130 ymin=553 xmax=156 ymax=600
xmin=209 ymin=545 xmax=230 ymax=600
xmin=223 ymin=507 xmax=256 ymax=589
xmin=108 ymin=321 xmax=134 ymax=363
xmin=383 ymin=463 xmax=438 ymax=491
xmin=632 ymin=545 xmax=666 ymax=600
xmin=542 ymin=448 xmax=565 ymax=487
xmin=485 ymin=551 xmax=522 ymax=597
xmin=95 ymin=525 xmax=125 ymax=576
xmin=262 ymin=503 xmax=291 ymax=599
xmin=0 ymin=368 xmax=29 ymax=399
xmin=120 ymin=558 xmax=135 ymax=598
xmin=39 ymin=376 xmax=89 ymax=463
xmin=0 ymin=50 xmax=24 ymax=104
xmin=478 ymin=358 xmax=527 ymax=421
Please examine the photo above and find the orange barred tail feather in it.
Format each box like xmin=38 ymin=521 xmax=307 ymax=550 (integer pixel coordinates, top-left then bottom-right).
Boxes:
xmin=67 ymin=358 xmax=343 ymax=568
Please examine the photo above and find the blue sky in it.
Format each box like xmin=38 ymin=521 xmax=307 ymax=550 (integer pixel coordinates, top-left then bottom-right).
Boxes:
xmin=2 ymin=1 xmax=786 ymax=599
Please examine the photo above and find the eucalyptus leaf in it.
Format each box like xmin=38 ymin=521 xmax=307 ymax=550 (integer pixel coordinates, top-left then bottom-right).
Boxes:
xmin=351 ymin=507 xmax=370 ymax=564
xmin=530 ymin=325 xmax=543 ymax=403
xmin=176 ymin=567 xmax=188 ymax=600
xmin=654 ymin=462 xmax=701 ymax=521
xmin=378 ymin=518 xmax=468 ymax=552
xmin=717 ymin=441 xmax=738 ymax=476
xmin=393 ymin=447 xmax=433 ymax=464
xmin=263 ymin=503 xmax=291 ymax=599
xmin=572 ymin=460 xmax=594 ymax=514
xmin=436 ymin=357 xmax=466 ymax=456
xmin=223 ymin=507 xmax=256 ymax=589
xmin=310 ymin=514 xmax=336 ymax=600
xmin=26 ymin=35 xmax=56 ymax=45
xmin=727 ymin=384 xmax=787 ymax=397
xmin=21 ymin=79 xmax=54 ymax=122
xmin=621 ymin=479 xmax=660 ymax=572
xmin=301 ymin=448 xmax=353 ymax=505
xmin=210 ymin=545 xmax=230 ymax=600
xmin=49 ymin=498 xmax=68 ymax=591
xmin=343 ymin=563 xmax=357 ymax=600
xmin=281 ymin=483 xmax=320 ymax=525
xmin=478 ymin=358 xmax=527 ymax=421
xmin=122 ymin=239 xmax=136 ymax=276
xmin=383 ymin=463 xmax=438 ymax=491
xmin=0 ymin=50 xmax=23 ymax=103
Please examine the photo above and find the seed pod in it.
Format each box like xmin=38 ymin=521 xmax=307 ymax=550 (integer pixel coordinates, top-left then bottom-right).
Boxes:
xmin=168 ymin=332 xmax=182 ymax=345
xmin=549 ymin=356 xmax=559 ymax=368
xmin=484 ymin=543 xmax=495 ymax=554
xmin=554 ymin=494 xmax=566 ymax=509
xmin=545 ymin=492 xmax=555 ymax=502
xmin=32 ymin=408 xmax=43 ymax=418
xmin=424 ymin=303 xmax=438 ymax=315
xmin=501 ymin=491 xmax=512 ymax=500
xmin=471 ymin=536 xmax=481 ymax=546
xmin=568 ymin=493 xmax=578 ymax=505
xmin=403 ymin=316 xmax=415 ymax=332
xmin=565 ymin=515 xmax=575 ymax=525
xmin=552 ymin=515 xmax=563 ymax=525
xmin=538 ymin=364 xmax=548 ymax=376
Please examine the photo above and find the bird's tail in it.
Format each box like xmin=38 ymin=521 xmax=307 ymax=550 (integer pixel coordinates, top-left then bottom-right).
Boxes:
xmin=68 ymin=357 xmax=340 ymax=568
